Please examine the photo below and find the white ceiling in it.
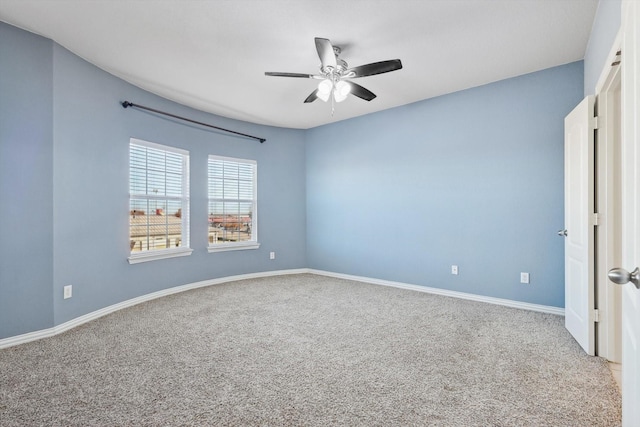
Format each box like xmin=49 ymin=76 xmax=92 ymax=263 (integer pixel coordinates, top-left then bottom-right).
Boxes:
xmin=0 ymin=0 xmax=598 ymax=129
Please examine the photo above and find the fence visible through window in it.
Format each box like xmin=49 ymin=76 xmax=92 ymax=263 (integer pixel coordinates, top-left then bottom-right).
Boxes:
xmin=208 ymin=155 xmax=257 ymax=247
xmin=129 ymin=140 xmax=190 ymax=254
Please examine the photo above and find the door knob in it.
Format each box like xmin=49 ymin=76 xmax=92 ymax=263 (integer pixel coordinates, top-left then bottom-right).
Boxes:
xmin=557 ymin=229 xmax=568 ymax=237
xmin=608 ymin=267 xmax=640 ymax=289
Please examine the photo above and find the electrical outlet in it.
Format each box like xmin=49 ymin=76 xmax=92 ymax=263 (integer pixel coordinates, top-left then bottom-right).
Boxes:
xmin=451 ymin=265 xmax=458 ymax=275
xmin=63 ymin=285 xmax=73 ymax=299
xmin=520 ymin=272 xmax=530 ymax=284
xmin=269 ymin=251 xmax=276 ymax=260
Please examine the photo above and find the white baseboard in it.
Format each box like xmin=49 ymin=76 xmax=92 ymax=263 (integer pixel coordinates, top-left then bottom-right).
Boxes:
xmin=0 ymin=268 xmax=563 ymax=349
xmin=0 ymin=268 xmax=307 ymax=350
xmin=308 ymin=269 xmax=565 ymax=316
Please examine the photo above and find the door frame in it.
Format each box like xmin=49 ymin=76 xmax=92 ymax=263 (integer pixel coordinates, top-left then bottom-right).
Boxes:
xmin=594 ymin=31 xmax=623 ymax=363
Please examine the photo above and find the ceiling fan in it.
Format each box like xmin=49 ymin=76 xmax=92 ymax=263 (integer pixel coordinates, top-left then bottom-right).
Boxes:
xmin=265 ymin=37 xmax=403 ymax=105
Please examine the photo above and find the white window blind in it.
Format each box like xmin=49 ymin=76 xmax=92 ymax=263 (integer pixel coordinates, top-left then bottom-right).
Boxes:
xmin=129 ymin=138 xmax=191 ymax=263
xmin=208 ymin=155 xmax=258 ymax=252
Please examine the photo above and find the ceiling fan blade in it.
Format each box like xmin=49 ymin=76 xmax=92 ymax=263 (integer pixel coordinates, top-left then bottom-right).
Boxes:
xmin=265 ymin=72 xmax=315 ymax=78
xmin=346 ymin=82 xmax=377 ymax=101
xmin=304 ymin=89 xmax=319 ymax=103
xmin=315 ymin=37 xmax=337 ymax=70
xmin=347 ymin=59 xmax=403 ymax=78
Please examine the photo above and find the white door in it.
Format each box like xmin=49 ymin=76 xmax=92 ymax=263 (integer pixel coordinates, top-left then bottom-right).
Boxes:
xmin=564 ymin=96 xmax=596 ymax=355
xmin=614 ymin=2 xmax=640 ymax=425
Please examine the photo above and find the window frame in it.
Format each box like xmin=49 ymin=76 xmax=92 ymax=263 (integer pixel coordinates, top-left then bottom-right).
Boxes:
xmin=207 ymin=154 xmax=259 ymax=253
xmin=128 ymin=138 xmax=193 ymax=264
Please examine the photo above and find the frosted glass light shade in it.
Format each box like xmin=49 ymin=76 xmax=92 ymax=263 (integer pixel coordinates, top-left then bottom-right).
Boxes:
xmin=317 ymin=79 xmax=333 ymax=102
xmin=334 ymin=80 xmax=351 ymax=102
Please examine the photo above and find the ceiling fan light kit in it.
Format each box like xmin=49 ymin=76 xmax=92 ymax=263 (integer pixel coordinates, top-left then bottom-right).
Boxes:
xmin=265 ymin=37 xmax=402 ymax=112
xmin=315 ymin=79 xmax=351 ymax=103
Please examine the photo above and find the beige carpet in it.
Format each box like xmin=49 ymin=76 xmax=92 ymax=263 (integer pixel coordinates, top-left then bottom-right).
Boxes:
xmin=0 ymin=274 xmax=622 ymax=426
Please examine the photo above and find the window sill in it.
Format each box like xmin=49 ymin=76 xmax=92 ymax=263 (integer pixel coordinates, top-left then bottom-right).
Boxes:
xmin=207 ymin=242 xmax=260 ymax=253
xmin=128 ymin=247 xmax=193 ymax=264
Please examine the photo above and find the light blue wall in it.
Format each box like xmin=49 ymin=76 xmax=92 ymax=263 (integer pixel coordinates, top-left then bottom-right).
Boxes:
xmin=0 ymin=23 xmax=55 ymax=337
xmin=50 ymin=45 xmax=307 ymax=326
xmin=1 ymin=22 xmax=307 ymax=339
xmin=306 ymin=62 xmax=584 ymax=308
xmin=584 ymin=0 xmax=621 ymax=95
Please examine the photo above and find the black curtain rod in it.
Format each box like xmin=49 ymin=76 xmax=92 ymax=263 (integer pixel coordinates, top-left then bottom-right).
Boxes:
xmin=121 ymin=101 xmax=266 ymax=143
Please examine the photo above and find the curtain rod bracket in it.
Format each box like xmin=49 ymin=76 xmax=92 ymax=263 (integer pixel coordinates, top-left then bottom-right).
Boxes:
xmin=120 ymin=100 xmax=265 ymax=143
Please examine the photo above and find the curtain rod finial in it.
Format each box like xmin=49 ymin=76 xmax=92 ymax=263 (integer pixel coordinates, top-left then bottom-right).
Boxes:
xmin=121 ymin=101 xmax=133 ymax=108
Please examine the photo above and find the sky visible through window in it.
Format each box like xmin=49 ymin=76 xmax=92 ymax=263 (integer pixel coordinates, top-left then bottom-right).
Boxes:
xmin=208 ymin=157 xmax=256 ymax=245
xmin=129 ymin=143 xmax=188 ymax=252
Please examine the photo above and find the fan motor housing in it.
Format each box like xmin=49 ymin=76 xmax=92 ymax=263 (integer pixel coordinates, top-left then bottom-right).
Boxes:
xmin=321 ymin=56 xmax=348 ymax=77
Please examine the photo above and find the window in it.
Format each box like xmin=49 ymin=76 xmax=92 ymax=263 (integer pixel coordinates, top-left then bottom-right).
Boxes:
xmin=208 ymin=155 xmax=259 ymax=252
xmin=129 ymin=138 xmax=192 ymax=263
